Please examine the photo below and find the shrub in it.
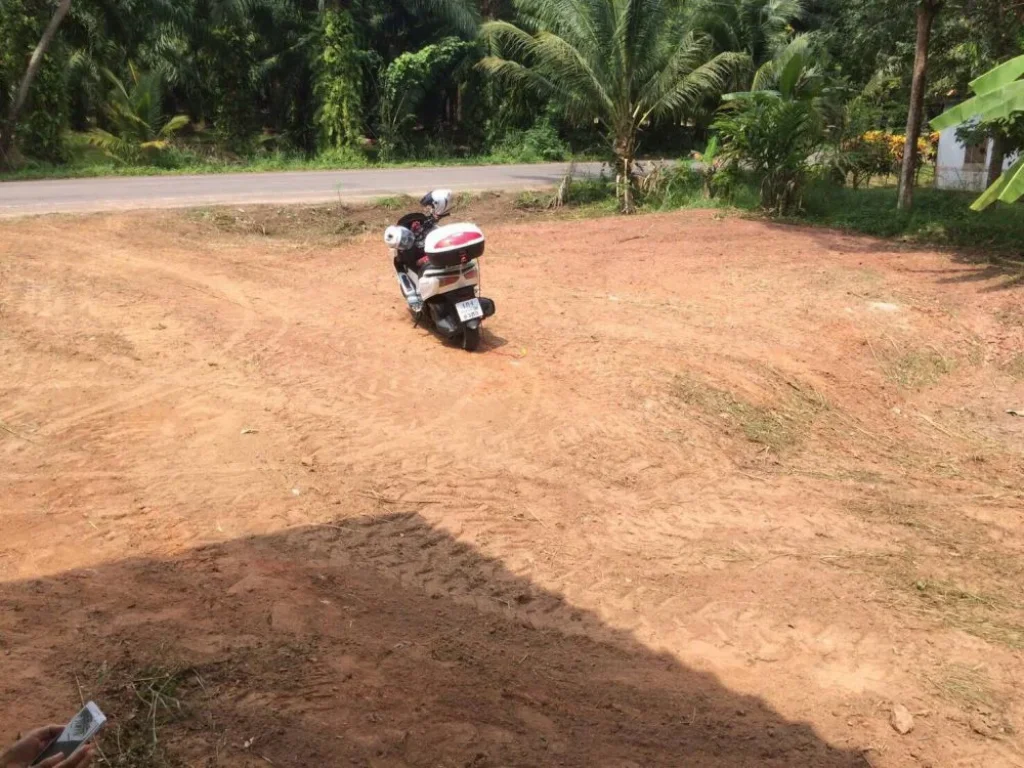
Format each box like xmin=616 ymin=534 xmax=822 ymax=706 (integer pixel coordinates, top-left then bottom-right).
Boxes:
xmin=491 ymin=117 xmax=569 ymax=163
xmin=376 ymin=37 xmax=476 ymax=161
xmin=714 ymin=92 xmax=823 ymax=215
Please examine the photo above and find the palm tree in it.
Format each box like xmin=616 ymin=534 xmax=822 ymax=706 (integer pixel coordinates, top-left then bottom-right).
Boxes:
xmin=712 ymin=34 xmax=825 ymax=215
xmin=688 ymin=0 xmax=807 ymax=67
xmin=479 ymin=0 xmax=743 ymax=212
xmin=87 ymin=64 xmax=189 ymax=163
xmin=749 ymin=33 xmax=822 ymax=96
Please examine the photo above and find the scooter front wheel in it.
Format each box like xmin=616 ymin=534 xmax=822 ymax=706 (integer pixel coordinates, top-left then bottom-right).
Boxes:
xmin=462 ymin=325 xmax=481 ymax=351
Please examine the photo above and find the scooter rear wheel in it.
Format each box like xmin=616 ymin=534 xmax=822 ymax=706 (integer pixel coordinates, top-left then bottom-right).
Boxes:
xmin=462 ymin=326 xmax=480 ymax=351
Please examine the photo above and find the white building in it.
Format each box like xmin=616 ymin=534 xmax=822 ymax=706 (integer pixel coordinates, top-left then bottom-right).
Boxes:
xmin=935 ymin=121 xmax=1018 ymax=191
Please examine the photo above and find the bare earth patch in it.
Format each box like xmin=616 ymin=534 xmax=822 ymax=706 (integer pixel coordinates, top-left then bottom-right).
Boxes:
xmin=1 ymin=200 xmax=1022 ymax=767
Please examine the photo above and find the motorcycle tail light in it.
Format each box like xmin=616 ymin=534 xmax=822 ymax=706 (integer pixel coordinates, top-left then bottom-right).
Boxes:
xmin=438 ymin=275 xmax=460 ymax=287
xmin=462 ymin=268 xmax=478 ymax=281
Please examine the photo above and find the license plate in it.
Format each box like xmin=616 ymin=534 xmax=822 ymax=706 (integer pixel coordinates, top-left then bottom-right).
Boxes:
xmin=455 ymin=298 xmax=483 ymax=322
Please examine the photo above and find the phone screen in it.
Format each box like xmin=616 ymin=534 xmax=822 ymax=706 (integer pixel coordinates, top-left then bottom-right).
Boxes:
xmin=32 ymin=703 xmax=105 ymax=765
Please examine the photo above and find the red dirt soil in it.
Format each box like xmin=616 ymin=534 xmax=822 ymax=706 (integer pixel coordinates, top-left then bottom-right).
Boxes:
xmin=1 ymin=201 xmax=1023 ymax=767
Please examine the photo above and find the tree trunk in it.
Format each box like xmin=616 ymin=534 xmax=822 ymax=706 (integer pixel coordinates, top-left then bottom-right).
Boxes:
xmin=0 ymin=0 xmax=73 ymax=164
xmin=897 ymin=0 xmax=939 ymax=211
xmin=615 ymin=132 xmax=636 ymax=214
xmin=986 ymin=132 xmax=1008 ymax=189
xmin=618 ymin=152 xmax=636 ymax=213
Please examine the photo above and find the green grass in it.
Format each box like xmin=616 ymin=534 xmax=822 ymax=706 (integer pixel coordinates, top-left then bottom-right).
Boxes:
xmin=513 ymin=165 xmax=759 ymax=216
xmin=0 ymin=151 xmax=569 ymax=182
xmin=800 ymin=183 xmax=1024 ymax=256
xmin=0 ymin=132 xmax=602 ymax=182
xmin=373 ymin=194 xmax=417 ymax=210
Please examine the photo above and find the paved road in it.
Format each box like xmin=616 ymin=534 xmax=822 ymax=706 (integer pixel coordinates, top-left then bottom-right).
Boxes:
xmin=0 ymin=161 xmax=612 ymax=217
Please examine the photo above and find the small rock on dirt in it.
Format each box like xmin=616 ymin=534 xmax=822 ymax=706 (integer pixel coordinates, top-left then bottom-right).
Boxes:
xmin=869 ymin=301 xmax=901 ymax=313
xmin=890 ymin=704 xmax=914 ymax=735
xmin=1007 ymin=408 xmax=1024 ymax=417
xmin=301 ymin=455 xmax=315 ymax=467
xmin=969 ymin=715 xmax=996 ymax=739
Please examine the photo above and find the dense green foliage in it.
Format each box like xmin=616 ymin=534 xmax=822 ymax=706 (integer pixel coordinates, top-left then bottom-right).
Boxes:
xmin=378 ymin=36 xmax=476 ymax=160
xmin=534 ymin=167 xmax=1024 ymax=255
xmin=715 ymin=93 xmax=821 ymax=214
xmin=1 ymin=0 xmax=69 ymax=162
xmin=711 ymin=35 xmax=825 ymax=214
xmin=316 ymin=10 xmax=363 ymax=150
xmin=1 ymin=0 xmax=1022 ymax=226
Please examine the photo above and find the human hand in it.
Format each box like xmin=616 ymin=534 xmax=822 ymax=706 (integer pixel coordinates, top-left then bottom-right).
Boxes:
xmin=1 ymin=726 xmax=94 ymax=768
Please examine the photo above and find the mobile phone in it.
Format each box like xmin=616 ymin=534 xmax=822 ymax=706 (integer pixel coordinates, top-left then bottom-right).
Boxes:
xmin=31 ymin=701 xmax=106 ymax=765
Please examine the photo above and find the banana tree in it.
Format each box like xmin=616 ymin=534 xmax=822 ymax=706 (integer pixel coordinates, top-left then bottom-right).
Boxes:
xmin=932 ymin=54 xmax=1024 ymax=210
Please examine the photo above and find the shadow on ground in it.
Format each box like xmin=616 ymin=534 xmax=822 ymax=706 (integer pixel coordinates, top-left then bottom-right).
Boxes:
xmin=935 ymin=258 xmax=1024 ymax=293
xmin=762 ymin=219 xmax=1024 ymax=293
xmin=892 ymin=258 xmax=1024 ymax=293
xmin=0 ymin=513 xmax=867 ymax=767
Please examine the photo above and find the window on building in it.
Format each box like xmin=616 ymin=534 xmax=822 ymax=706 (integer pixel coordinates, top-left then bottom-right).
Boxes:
xmin=964 ymin=142 xmax=988 ymax=167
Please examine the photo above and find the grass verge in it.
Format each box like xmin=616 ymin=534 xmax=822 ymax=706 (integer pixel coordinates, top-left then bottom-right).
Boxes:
xmin=800 ymin=184 xmax=1024 ymax=257
xmin=0 ymin=153 xmax=583 ymax=182
xmin=0 ymin=133 xmax=605 ymax=182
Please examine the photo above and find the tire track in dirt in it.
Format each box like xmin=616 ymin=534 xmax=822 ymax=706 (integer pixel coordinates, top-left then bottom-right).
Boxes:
xmin=38 ymin=250 xmax=270 ymax=438
xmin=331 ymin=511 xmax=617 ymax=643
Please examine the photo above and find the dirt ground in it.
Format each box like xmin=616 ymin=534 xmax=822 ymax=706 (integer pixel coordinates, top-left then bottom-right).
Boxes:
xmin=1 ymin=196 xmax=1023 ymax=767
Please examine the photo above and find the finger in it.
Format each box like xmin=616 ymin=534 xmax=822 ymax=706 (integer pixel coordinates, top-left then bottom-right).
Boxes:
xmin=39 ymin=755 xmax=67 ymax=768
xmin=28 ymin=725 xmax=65 ymax=743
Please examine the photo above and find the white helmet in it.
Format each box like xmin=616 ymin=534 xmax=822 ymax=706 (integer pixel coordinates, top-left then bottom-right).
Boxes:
xmin=384 ymin=225 xmax=414 ymax=251
xmin=421 ymin=188 xmax=453 ymax=218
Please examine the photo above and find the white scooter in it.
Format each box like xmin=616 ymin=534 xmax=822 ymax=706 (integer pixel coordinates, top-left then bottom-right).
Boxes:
xmin=384 ymin=189 xmax=496 ymax=351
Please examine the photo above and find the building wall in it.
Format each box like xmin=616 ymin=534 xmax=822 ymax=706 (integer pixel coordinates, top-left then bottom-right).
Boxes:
xmin=936 ymin=123 xmax=1018 ymax=191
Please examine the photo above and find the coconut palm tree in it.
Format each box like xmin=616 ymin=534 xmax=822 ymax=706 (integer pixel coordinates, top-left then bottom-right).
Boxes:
xmin=479 ymin=0 xmax=744 ymax=212
xmin=688 ymin=0 xmax=807 ymax=67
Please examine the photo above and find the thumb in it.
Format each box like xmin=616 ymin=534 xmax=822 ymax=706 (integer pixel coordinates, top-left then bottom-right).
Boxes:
xmin=38 ymin=755 xmax=66 ymax=768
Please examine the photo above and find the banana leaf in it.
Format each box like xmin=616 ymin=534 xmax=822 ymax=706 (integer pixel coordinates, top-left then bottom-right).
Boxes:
xmin=971 ymin=155 xmax=1024 ymax=211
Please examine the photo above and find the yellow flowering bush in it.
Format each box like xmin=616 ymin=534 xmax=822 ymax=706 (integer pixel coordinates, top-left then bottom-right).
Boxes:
xmin=860 ymin=130 xmax=938 ymax=164
xmin=841 ymin=130 xmax=938 ymax=187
